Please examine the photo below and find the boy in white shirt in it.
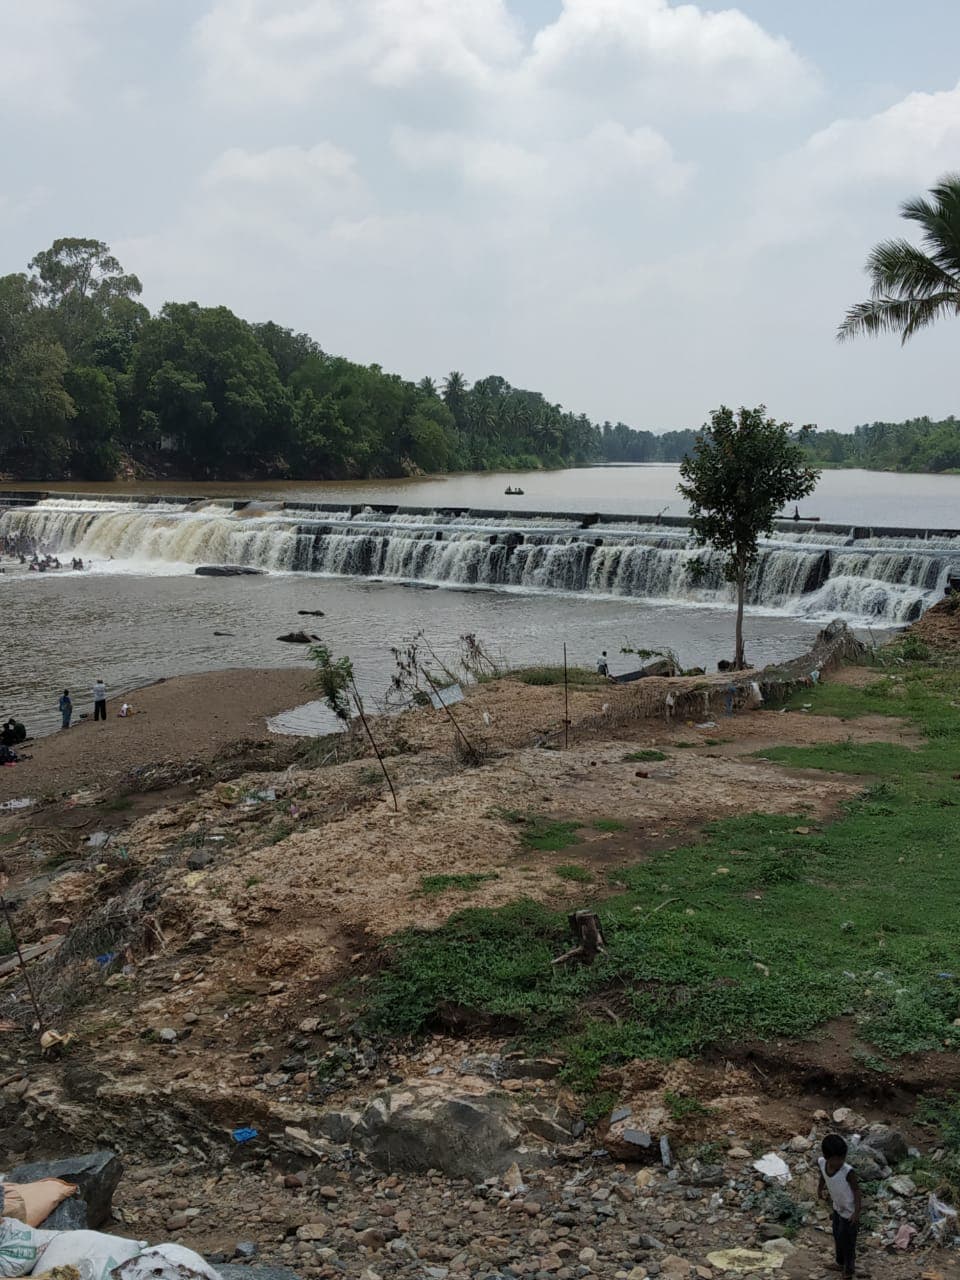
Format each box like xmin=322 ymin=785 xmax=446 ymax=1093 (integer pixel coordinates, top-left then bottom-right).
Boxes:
xmin=817 ymin=1134 xmax=862 ymax=1278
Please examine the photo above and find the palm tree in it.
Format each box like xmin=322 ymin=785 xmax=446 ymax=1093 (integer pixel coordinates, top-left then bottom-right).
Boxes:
xmin=838 ymin=173 xmax=960 ymax=344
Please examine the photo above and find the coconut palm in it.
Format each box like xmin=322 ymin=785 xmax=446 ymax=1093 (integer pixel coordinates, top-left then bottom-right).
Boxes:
xmin=837 ymin=173 xmax=960 ymax=344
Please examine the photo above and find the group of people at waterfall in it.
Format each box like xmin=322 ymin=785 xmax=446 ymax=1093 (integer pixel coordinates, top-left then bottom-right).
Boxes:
xmin=0 ymin=530 xmax=87 ymax=571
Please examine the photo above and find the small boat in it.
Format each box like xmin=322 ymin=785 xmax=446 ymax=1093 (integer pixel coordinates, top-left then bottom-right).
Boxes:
xmin=504 ymin=486 xmax=525 ymax=495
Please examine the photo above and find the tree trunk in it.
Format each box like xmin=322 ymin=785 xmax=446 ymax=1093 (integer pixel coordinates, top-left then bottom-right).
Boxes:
xmin=734 ymin=573 xmax=746 ymax=669
xmin=552 ymin=910 xmax=607 ymax=966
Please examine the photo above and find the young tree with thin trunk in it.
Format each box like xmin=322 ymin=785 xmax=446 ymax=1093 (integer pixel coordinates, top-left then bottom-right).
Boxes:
xmin=678 ymin=406 xmax=819 ymax=670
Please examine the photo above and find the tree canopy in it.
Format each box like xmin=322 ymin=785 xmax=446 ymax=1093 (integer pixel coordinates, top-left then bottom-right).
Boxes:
xmin=0 ymin=237 xmax=610 ymax=482
xmin=678 ymin=405 xmax=819 ymax=669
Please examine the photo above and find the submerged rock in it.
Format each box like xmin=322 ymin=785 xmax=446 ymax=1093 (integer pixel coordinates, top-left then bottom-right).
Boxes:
xmin=195 ymin=564 xmax=265 ymax=576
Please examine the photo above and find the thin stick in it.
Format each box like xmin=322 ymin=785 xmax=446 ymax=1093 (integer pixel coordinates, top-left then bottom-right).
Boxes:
xmin=422 ymin=671 xmax=475 ymax=756
xmin=0 ymin=893 xmax=44 ymax=1031
xmin=349 ymin=677 xmax=399 ymax=811
xmin=563 ymin=643 xmax=570 ymax=750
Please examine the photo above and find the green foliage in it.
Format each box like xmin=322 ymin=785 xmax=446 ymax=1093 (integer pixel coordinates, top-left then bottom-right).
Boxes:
xmin=0 ymin=238 xmax=607 ymax=480
xmin=837 ymin=174 xmax=960 ymax=347
xmin=419 ymin=873 xmax=499 ymax=896
xmin=554 ymin=864 xmax=592 ymax=883
xmin=678 ymin=405 xmax=819 ymax=667
xmin=368 ymin=659 xmax=960 ymax=1084
xmin=623 ymin=749 xmax=669 ymax=762
xmin=593 ymin=819 xmax=627 ymax=833
xmin=664 ymin=1090 xmax=709 ymax=1121
xmin=509 ymin=666 xmax=606 ymax=687
xmin=309 ymin=643 xmax=355 ymax=722
xmin=0 ymin=926 xmax=13 ymax=957
xmin=803 ymin=417 xmax=960 ymax=475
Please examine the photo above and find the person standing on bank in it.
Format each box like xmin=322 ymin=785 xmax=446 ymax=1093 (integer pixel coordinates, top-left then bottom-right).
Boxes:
xmin=818 ymin=1134 xmax=862 ymax=1279
xmin=597 ymin=651 xmax=609 ymax=677
xmin=92 ymin=677 xmax=108 ymax=722
xmin=59 ymin=689 xmax=72 ymax=729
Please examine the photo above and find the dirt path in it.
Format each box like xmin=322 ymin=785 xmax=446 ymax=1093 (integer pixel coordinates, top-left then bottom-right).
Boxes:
xmin=0 ymin=666 xmax=312 ymax=803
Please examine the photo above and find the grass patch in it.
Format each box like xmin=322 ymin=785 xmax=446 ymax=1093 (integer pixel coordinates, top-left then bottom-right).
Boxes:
xmin=623 ymin=750 xmax=668 ymax=763
xmin=0 ymin=926 xmax=13 ymax=957
xmin=664 ymin=1090 xmax=709 ymax=1121
xmin=501 ymin=666 xmax=607 ymax=688
xmin=419 ymin=872 xmax=500 ymax=896
xmin=593 ymin=818 xmax=627 ymax=833
xmin=504 ymin=812 xmax=584 ymax=852
xmin=368 ymin=659 xmax=960 ymax=1087
xmin=554 ymin=864 xmax=592 ymax=883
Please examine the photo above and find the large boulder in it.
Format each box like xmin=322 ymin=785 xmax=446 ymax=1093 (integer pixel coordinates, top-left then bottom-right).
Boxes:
xmin=321 ymin=1082 xmax=533 ymax=1180
xmin=9 ymin=1150 xmax=122 ymax=1228
xmin=862 ymin=1124 xmax=909 ymax=1168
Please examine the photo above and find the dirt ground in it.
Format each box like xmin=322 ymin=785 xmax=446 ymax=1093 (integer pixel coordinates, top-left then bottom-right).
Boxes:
xmin=0 ymin=666 xmax=313 ymax=803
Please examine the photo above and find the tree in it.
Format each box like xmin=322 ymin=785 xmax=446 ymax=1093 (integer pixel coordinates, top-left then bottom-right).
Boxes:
xmin=838 ymin=173 xmax=960 ymax=344
xmin=678 ymin=406 xmax=819 ymax=669
xmin=0 ymin=273 xmax=74 ymax=476
xmin=29 ymin=238 xmax=145 ymax=357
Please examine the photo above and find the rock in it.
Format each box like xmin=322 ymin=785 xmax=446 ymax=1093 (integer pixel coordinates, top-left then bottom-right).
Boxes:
xmin=187 ymin=850 xmax=214 ymax=870
xmin=234 ymin=1243 xmax=258 ymax=1259
xmin=158 ymin=1028 xmax=178 ymax=1043
xmin=761 ymin=1239 xmax=796 ymax=1257
xmin=502 ymin=1057 xmax=563 ymax=1080
xmin=10 ymin=1150 xmax=122 ymax=1229
xmin=727 ymin=1148 xmax=751 ymax=1160
xmin=167 ymin=1213 xmax=191 ymax=1231
xmin=296 ymin=1223 xmax=330 ymax=1241
xmin=356 ymin=1228 xmax=388 ymax=1250
xmin=459 ymin=1054 xmax=503 ymax=1079
xmin=218 ymin=1269 xmax=301 ymax=1280
xmin=277 ymin=631 xmax=315 ymax=644
xmin=886 ymin=1175 xmax=917 ymax=1196
xmin=786 ymin=1136 xmax=812 ymax=1152
xmin=317 ymin=1107 xmax=363 ymax=1143
xmin=603 ymin=1125 xmax=657 ymax=1163
xmin=195 ymin=565 xmax=265 ymax=576
xmin=635 ymin=1170 xmax=657 ymax=1190
xmin=847 ymin=1147 xmax=887 ymax=1181
xmin=680 ymin=1164 xmax=724 ymax=1188
xmin=298 ymin=610 xmax=325 ymax=617
xmin=345 ymin=1081 xmax=535 ymax=1179
xmin=299 ymin=1019 xmax=320 ymax=1033
xmin=863 ymin=1124 xmax=909 ymax=1167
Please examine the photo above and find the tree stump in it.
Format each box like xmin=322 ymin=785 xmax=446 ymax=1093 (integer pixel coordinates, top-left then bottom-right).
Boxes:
xmin=552 ymin=910 xmax=607 ymax=966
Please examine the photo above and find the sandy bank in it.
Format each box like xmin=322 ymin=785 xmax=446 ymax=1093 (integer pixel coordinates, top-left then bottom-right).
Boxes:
xmin=0 ymin=666 xmax=312 ymax=803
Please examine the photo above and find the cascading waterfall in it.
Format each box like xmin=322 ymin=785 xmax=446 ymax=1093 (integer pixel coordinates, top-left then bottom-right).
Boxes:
xmin=2 ymin=496 xmax=958 ymax=626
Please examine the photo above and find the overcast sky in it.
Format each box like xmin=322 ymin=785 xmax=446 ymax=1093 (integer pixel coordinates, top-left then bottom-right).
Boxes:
xmin=4 ymin=0 xmax=960 ymax=433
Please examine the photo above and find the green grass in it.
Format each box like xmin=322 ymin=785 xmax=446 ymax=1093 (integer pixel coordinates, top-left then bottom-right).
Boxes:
xmin=593 ymin=818 xmax=627 ymax=833
xmin=0 ymin=926 xmax=13 ymax=956
xmin=505 ymin=812 xmax=584 ymax=851
xmin=369 ymin=657 xmax=960 ymax=1087
xmin=623 ymin=750 xmax=668 ymax=763
xmin=664 ymin=1090 xmax=709 ymax=1121
xmin=554 ymin=864 xmax=592 ymax=883
xmin=499 ymin=666 xmax=607 ymax=688
xmin=419 ymin=872 xmax=500 ymax=896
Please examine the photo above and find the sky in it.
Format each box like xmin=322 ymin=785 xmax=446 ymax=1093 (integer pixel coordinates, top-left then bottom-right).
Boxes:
xmin=3 ymin=0 xmax=960 ymax=434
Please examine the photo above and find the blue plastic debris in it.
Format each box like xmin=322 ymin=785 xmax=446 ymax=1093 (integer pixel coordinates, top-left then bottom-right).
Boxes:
xmin=232 ymin=1127 xmax=258 ymax=1144
xmin=95 ymin=952 xmax=118 ymax=967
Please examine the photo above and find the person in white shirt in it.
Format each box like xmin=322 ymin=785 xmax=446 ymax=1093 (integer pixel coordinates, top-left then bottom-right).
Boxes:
xmin=817 ymin=1134 xmax=862 ymax=1278
xmin=92 ymin=678 xmax=108 ymax=722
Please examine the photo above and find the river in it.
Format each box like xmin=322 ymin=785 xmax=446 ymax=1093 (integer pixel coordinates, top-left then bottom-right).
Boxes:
xmin=2 ymin=466 xmax=957 ymax=736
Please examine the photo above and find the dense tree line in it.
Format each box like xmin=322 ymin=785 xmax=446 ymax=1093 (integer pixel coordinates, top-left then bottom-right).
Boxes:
xmin=802 ymin=417 xmax=960 ymax=473
xmin=599 ymin=421 xmax=697 ymax=462
xmin=0 ymin=239 xmax=604 ymax=481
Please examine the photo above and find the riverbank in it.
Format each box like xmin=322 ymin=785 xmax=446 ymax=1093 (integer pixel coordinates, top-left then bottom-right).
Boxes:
xmin=3 ymin=618 xmax=960 ymax=1276
xmin=0 ymin=666 xmax=312 ymax=804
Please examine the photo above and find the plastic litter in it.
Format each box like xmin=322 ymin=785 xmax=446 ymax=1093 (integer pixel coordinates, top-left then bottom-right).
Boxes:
xmin=752 ymin=1152 xmax=791 ymax=1184
xmin=706 ymin=1248 xmax=784 ymax=1273
xmin=26 ymin=1229 xmax=144 ymax=1280
xmin=231 ymin=1126 xmax=258 ymax=1144
xmin=695 ymin=721 xmax=718 ymax=730
xmin=0 ymin=798 xmax=33 ymax=812
xmin=0 ymin=1220 xmax=57 ymax=1277
xmin=115 ymin=1243 xmax=220 ymax=1280
xmin=928 ymin=1192 xmax=957 ymax=1240
xmin=85 ymin=832 xmax=110 ymax=849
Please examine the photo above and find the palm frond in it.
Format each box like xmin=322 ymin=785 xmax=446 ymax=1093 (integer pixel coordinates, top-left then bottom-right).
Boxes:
xmin=901 ymin=174 xmax=960 ymax=274
xmin=837 ymin=294 xmax=960 ymax=344
xmin=865 ymin=238 xmax=960 ymax=299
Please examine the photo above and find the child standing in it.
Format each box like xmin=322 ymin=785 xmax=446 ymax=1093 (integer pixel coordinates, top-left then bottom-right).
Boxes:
xmin=818 ymin=1134 xmax=862 ymax=1278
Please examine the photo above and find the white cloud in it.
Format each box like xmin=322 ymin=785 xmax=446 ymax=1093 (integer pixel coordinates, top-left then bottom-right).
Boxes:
xmin=754 ymin=80 xmax=960 ymax=244
xmin=194 ymin=0 xmax=522 ymax=105
xmin=525 ymin=0 xmax=816 ymax=114
xmin=205 ymin=142 xmax=362 ymax=203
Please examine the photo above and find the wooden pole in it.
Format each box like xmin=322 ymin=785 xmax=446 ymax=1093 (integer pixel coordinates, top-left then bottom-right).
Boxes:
xmin=0 ymin=891 xmax=44 ymax=1031
xmin=563 ymin=643 xmax=570 ymax=750
xmin=349 ymin=678 xmax=399 ymax=811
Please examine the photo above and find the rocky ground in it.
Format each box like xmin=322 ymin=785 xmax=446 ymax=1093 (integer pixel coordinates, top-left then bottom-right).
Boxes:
xmin=3 ymin=626 xmax=960 ymax=1280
